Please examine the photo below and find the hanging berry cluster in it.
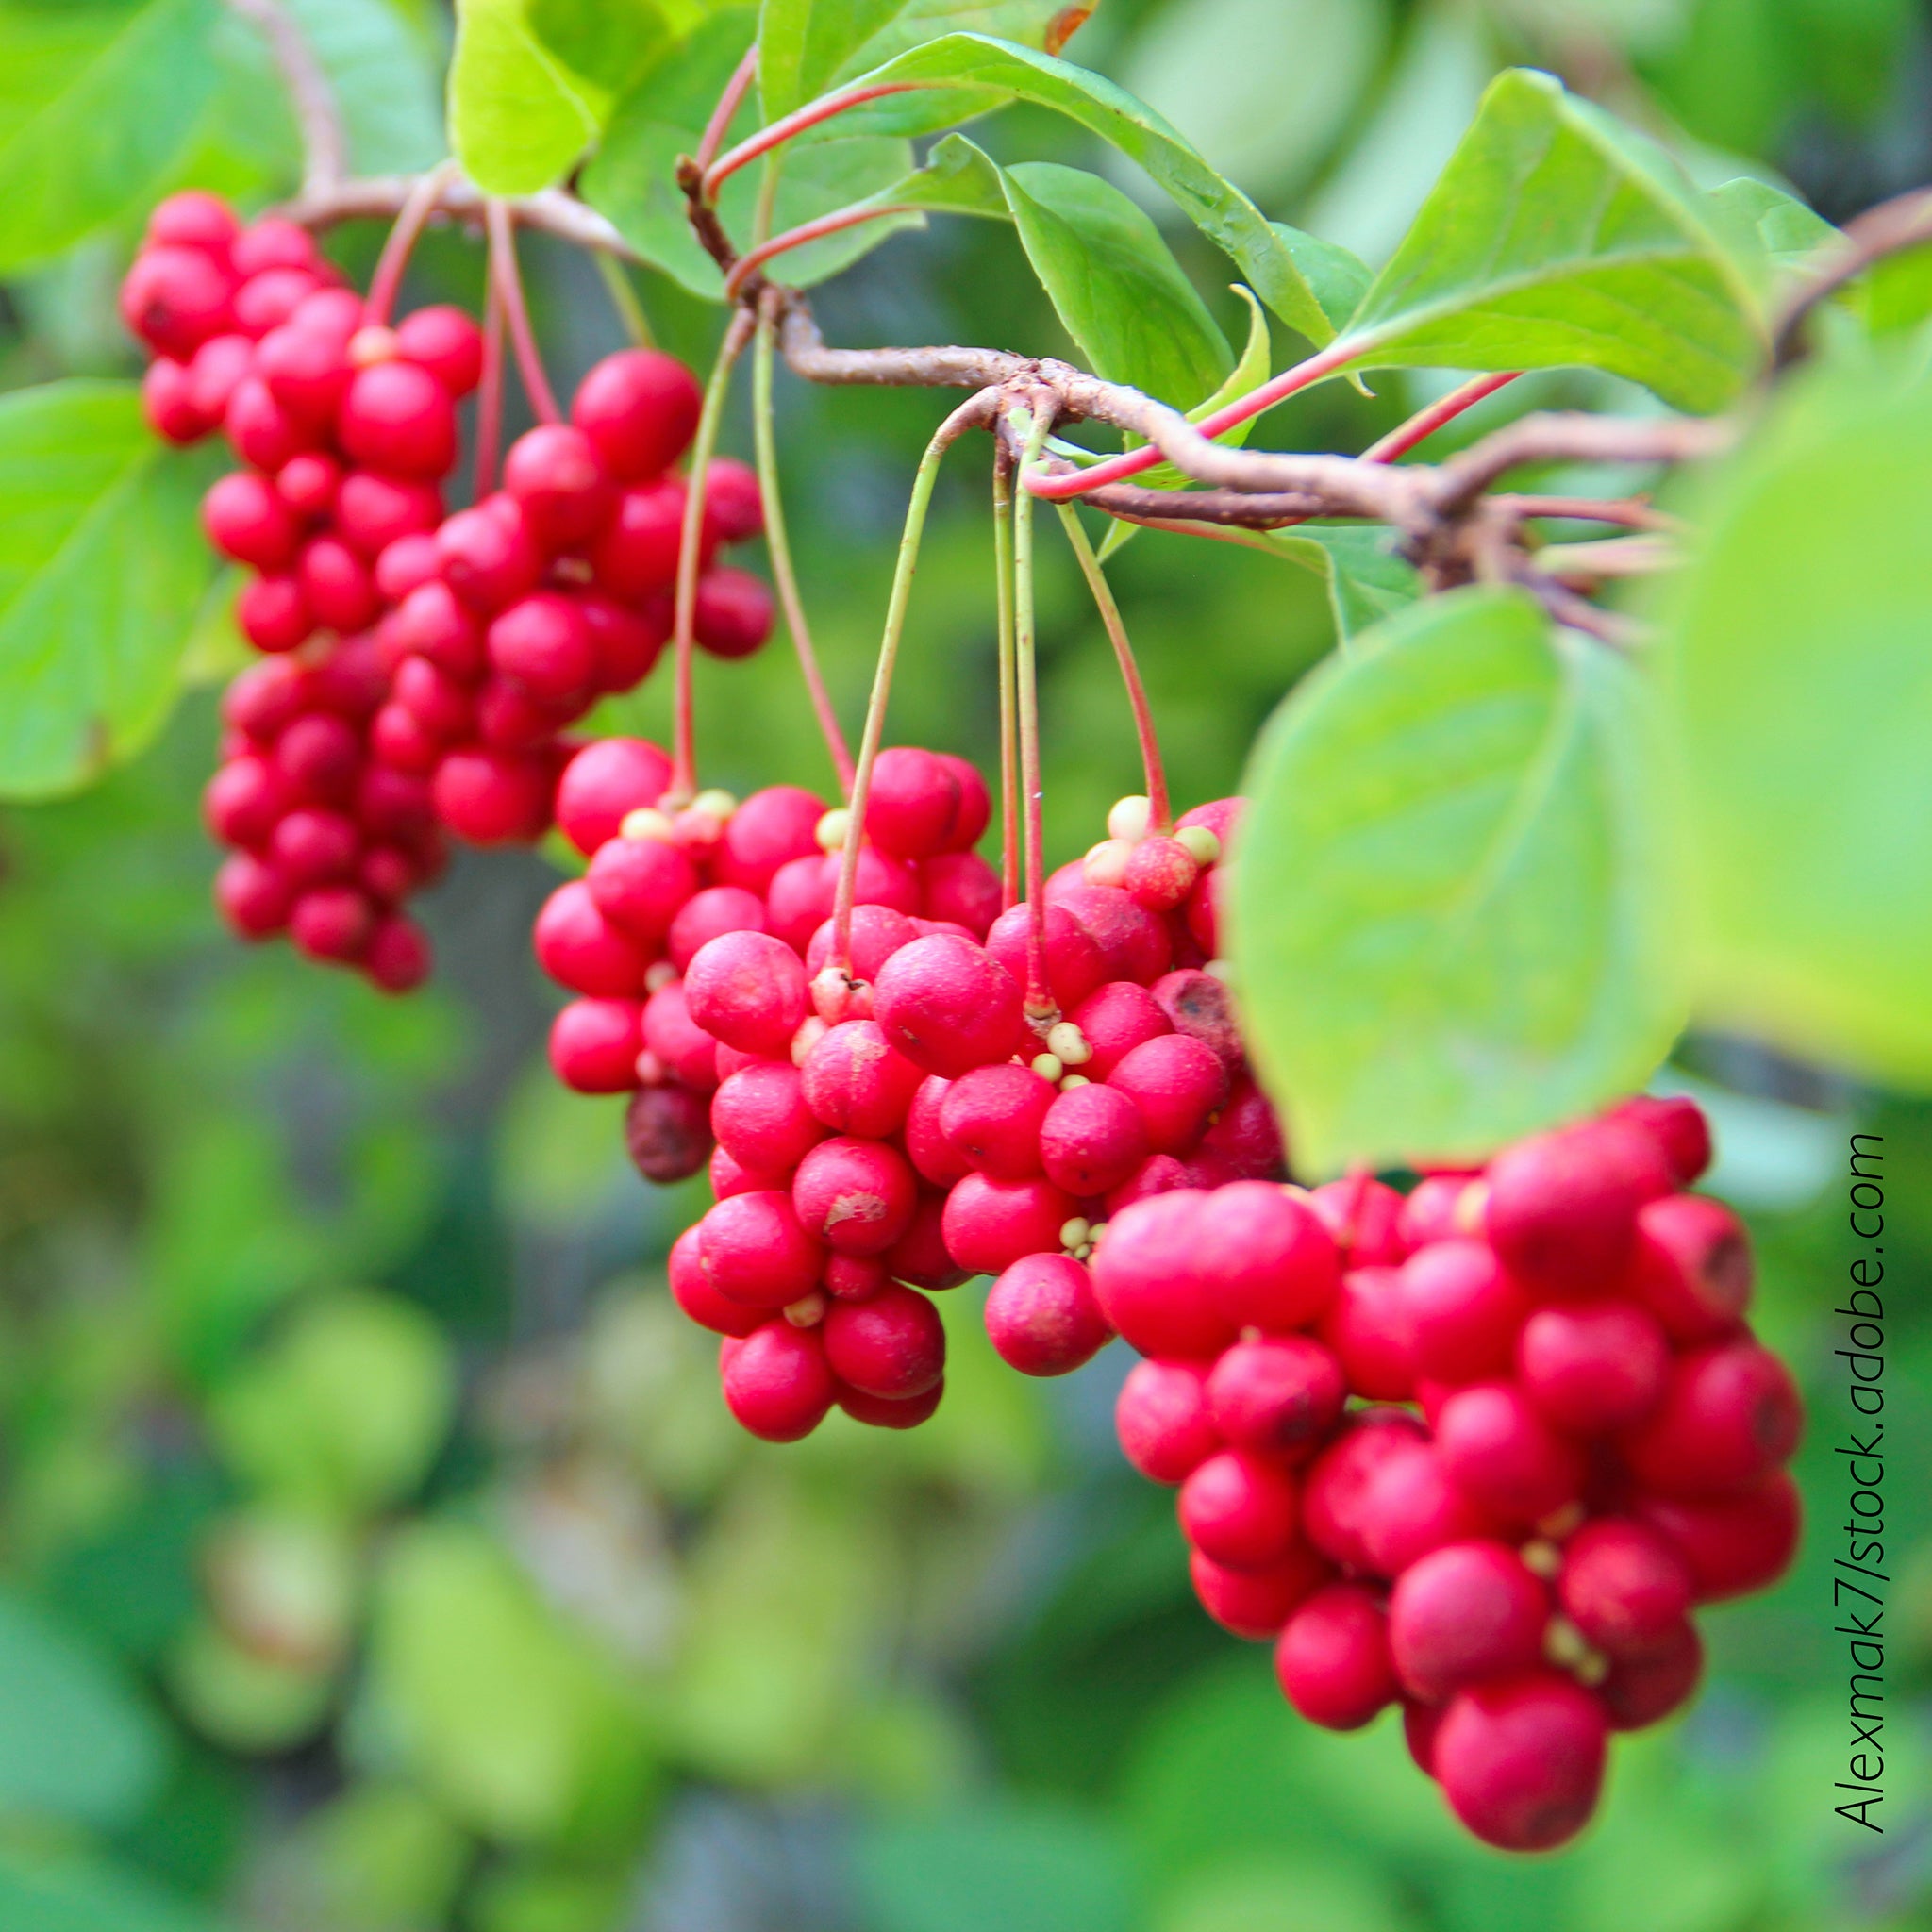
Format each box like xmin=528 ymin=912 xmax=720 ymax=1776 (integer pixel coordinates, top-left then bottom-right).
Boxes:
xmin=121 ymin=190 xmax=774 ymax=987
xmin=126 ymin=184 xmax=1805 ymax=1859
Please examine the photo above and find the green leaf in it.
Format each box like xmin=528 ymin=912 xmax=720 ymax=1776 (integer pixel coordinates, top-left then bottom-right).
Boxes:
xmin=0 ymin=1850 xmax=227 ymax=1932
xmin=448 ymin=0 xmax=607 ymax=194
xmin=1232 ymin=585 xmax=1686 ymax=1174
xmin=0 ymin=381 xmax=223 ymax=802
xmin=278 ymin=0 xmax=446 ymax=175
xmin=582 ymin=9 xmax=914 ymax=298
xmin=1659 ymin=352 xmax=1932 ymax=1086
xmin=1266 ymin=524 xmax=1422 ymax=643
xmin=1705 ymin=175 xmax=1838 ymax=275
xmin=0 ymin=1589 xmax=169 ymax=1829
xmin=860 ymin=127 xmax=1009 ymax=220
xmin=757 ymin=0 xmax=1088 ymax=119
xmin=0 ymin=0 xmax=219 ymax=273
xmin=525 ymin=0 xmax=675 ymax=97
xmin=1001 ymin=161 xmax=1229 ymax=408
xmin=1332 ymin=70 xmax=1767 ymax=413
xmin=834 ymin=34 xmax=1352 ymax=343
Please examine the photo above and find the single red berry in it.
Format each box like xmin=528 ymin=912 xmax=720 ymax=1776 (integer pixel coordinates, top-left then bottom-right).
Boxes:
xmin=883 ymin=1188 xmax=968 ymax=1291
xmin=1598 ymin=1619 xmax=1703 ymax=1730
xmin=256 ymin=321 xmax=352 ymax=425
xmin=1148 ymin=968 xmax=1242 ymax=1070
xmin=231 ymin=216 xmax=319 ymax=276
xmin=873 ymin=934 xmax=1026 ymax=1079
xmin=1206 ymin=1336 xmax=1345 ymax=1457
xmin=437 ymin=497 xmax=544 ymax=614
xmin=271 ymin=806 xmax=359 ymax=886
xmin=701 ymin=457 xmax=763 ymax=545
xmin=430 ymin=747 xmax=553 ymax=844
xmin=1388 ymin=1541 xmax=1548 ymax=1704
xmin=712 ymin=785 xmax=826 ymax=895
xmin=1484 ymin=1116 xmax=1674 ymax=1297
xmin=642 ymin=979 xmax=721 ymax=1093
xmin=985 ymin=903 xmax=1106 ymax=1013
xmin=1067 ymin=980 xmax=1172 ymax=1079
xmin=276 ymin=451 xmax=343 ymax=523
xmin=1357 ymin=1438 xmax=1497 ymax=1577
xmin=836 ymin=1378 xmax=944 ymax=1429
xmin=204 ymin=755 xmax=290 ymax=848
xmin=1557 ymin=1518 xmax=1693 ymax=1659
xmin=668 ymin=885 xmax=766 ymax=974
xmin=356 ymin=765 xmax=437 ymax=843
xmin=941 ymin=1173 xmax=1078 ymax=1277
xmin=700 ymin=1190 xmax=824 ymax=1308
xmin=1046 ymin=880 xmax=1172 ymax=985
xmin=298 ymin=537 xmax=380 ymax=633
xmin=587 ymin=830 xmax=699 ymax=939
xmin=534 ymin=880 xmax=652 ymax=997
xmin=121 ymin=245 xmax=235 ymax=357
xmin=1435 ymin=1381 xmax=1587 ymax=1524
xmin=865 ymin=747 xmax=984 ymax=860
xmin=1090 ymin=1191 xmax=1237 ymax=1360
xmin=711 ymin=1062 xmax=824 ymax=1175
xmin=339 ymin=359 xmax=458 ymax=476
xmin=589 ymin=477 xmax=689 ymax=599
xmin=669 ymin=1224 xmax=762 ymax=1335
xmin=1435 ymin=1673 xmax=1607 ymax=1852
xmin=1115 ymin=1357 xmax=1220 ymax=1484
xmin=186 ymin=332 xmax=256 ymax=425
xmin=147 ymin=191 xmax=241 ymax=255
xmin=572 ymin=347 xmax=704 ymax=480
xmin=1193 ymin=1181 xmax=1341 ymax=1334
xmin=235 ymin=266 xmax=326 ymax=337
xmin=1397 ymin=1174 xmax=1479 ymax=1251
xmin=364 ymin=914 xmax=432 ymax=992
xmin=214 ymin=851 xmax=292 ymax=938
xmin=142 ymin=358 xmax=206 ymax=443
xmin=580 ymin=591 xmax=665 ymax=694
xmin=1629 ymin=1193 xmax=1754 ymax=1343
xmin=792 ymin=1136 xmax=917 ymax=1257
xmin=203 ymin=472 xmax=301 ymax=572
xmin=1301 ymin=1411 xmax=1427 ymax=1572
xmin=799 ymin=1020 xmax=924 ymax=1138
xmin=393 ymin=655 xmax=478 ymax=741
xmin=940 ymin=1063 xmax=1056 ymax=1179
xmin=290 ymin=884 xmax=375 ymax=963
xmin=1107 ymin=1032 xmax=1229 ymax=1156
xmin=1179 ymin=1448 xmax=1300 ymax=1571
xmin=395 ymin=305 xmax=486 ymax=395
xmin=1316 ymin=1266 xmax=1417 ymax=1402
xmin=1605 ymin=1093 xmax=1712 ymax=1184
xmin=693 ymin=567 xmax=774 ymax=659
xmin=984 ymin=1253 xmax=1111 ymax=1376
xmin=1518 ymin=1298 xmax=1671 ymax=1433
xmin=805 ymin=905 xmax=920 ymax=987
xmin=1274 ymin=1583 xmax=1400 ymax=1730
xmin=824 ymin=1253 xmax=890 ymax=1302
xmin=1039 ymin=1081 xmax=1148 ymax=1198
xmin=1190 ymin=1542 xmax=1329 ymax=1641
xmin=336 ymin=472 xmax=443 ymax=558
xmin=1124 ymin=835 xmax=1199 ymax=913
xmin=1623 ymin=1339 xmax=1804 ymax=1497
xmin=1634 ymin=1472 xmax=1801 ymax=1603
xmin=721 ymin=1322 xmax=835 ymax=1441
xmin=390 ymin=579 xmax=486 ymax=679
xmin=274 ymin=711 xmax=360 ymax=806
xmin=225 ymin=375 xmax=318 ymax=472
xmin=369 ymin=704 xmax=441 ymax=774
xmin=823 ymin=1282 xmax=945 ymax=1398
xmin=917 ymin=851 xmax=1002 ymax=938
xmin=488 ymin=592 xmax=596 ymax=706
xmin=504 ymin=422 xmax=613 ymax=549
xmin=685 ymin=929 xmax=809 ymax=1058
xmin=475 ymin=679 xmax=569 ymax=752
xmin=1400 ymin=1239 xmax=1530 ymax=1384
xmin=548 ymin=997 xmax=644 ymax=1092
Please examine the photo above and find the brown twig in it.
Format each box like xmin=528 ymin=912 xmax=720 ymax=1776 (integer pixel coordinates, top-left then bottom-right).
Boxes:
xmin=225 ymin=0 xmax=348 ymax=199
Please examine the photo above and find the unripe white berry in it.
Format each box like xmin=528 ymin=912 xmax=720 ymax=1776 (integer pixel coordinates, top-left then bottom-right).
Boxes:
xmin=347 ymin=325 xmax=401 ymax=367
xmin=1082 ymin=839 xmax=1133 ymax=890
xmin=1107 ymin=794 xmax=1152 ymax=843
xmin=790 ymin=1015 xmax=827 ymax=1067
xmin=644 ymin=960 xmax=677 ymax=993
xmin=1031 ymin=1052 xmax=1063 ymax=1083
xmin=621 ymin=807 xmax=676 ymax=843
xmin=1519 ymin=1538 xmax=1562 ymax=1579
xmin=814 ymin=807 xmax=851 ymax=852
xmin=1058 ymin=1217 xmax=1091 ymax=1253
xmin=1058 ymin=1073 xmax=1091 ymax=1090
xmin=691 ymin=788 xmax=738 ymax=822
xmin=783 ymin=1291 xmax=827 ymax=1327
xmin=1176 ymin=824 xmax=1221 ymax=865
xmin=1046 ymin=1021 xmax=1091 ymax=1066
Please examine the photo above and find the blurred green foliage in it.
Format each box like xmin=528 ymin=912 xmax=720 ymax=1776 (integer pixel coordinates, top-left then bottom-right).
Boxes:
xmin=0 ymin=1 xmax=1928 ymax=1928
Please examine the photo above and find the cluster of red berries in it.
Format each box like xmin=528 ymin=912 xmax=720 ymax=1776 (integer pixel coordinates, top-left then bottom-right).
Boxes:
xmin=367 ymin=352 xmax=771 ymax=847
xmin=1091 ymin=1095 xmax=1801 ymax=1851
xmin=124 ymin=190 xmax=778 ymax=984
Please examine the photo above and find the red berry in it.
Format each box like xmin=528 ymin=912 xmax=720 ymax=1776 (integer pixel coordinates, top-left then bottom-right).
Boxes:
xmin=234 ymin=266 xmax=324 ymax=337
xmin=883 ymin=1188 xmax=968 ymax=1291
xmin=395 ymin=305 xmax=485 ymax=396
xmin=701 ymin=456 xmax=763 ymax=544
xmin=799 ymin=1020 xmax=924 ymax=1137
xmin=1388 ymin=1541 xmax=1548 ymax=1703
xmin=700 ymin=1191 xmax=824 ymax=1309
xmin=1517 ymin=1298 xmax=1670 ymax=1433
xmin=1274 ymin=1583 xmax=1399 ymax=1730
xmin=187 ymin=333 xmax=256 ymax=425
xmin=339 ymin=359 xmax=458 ymax=476
xmin=836 ymin=1379 xmax=944 ymax=1429
xmin=369 ymin=704 xmax=441 ymax=774
xmin=142 ymin=358 xmax=205 ymax=443
xmin=365 ymin=914 xmax=432 ymax=992
xmin=1066 ymin=980 xmax=1171 ymax=1079
xmin=1623 ymin=1339 xmax=1804 ymax=1497
xmin=274 ymin=711 xmax=360 ymax=805
xmin=231 ymin=217 xmax=319 ymax=277
xmin=985 ymin=903 xmax=1106 ymax=1013
xmin=1148 ymin=968 xmax=1242 ymax=1071
xmin=873 ymin=934 xmax=1026 ymax=1079
xmin=792 ymin=1136 xmax=917 ymax=1256
xmin=225 ymin=375 xmax=317 ymax=472
xmin=437 ymin=498 xmax=543 ymax=613
xmin=214 ymin=851 xmax=291 ymax=937
xmin=336 ymin=472 xmax=442 ymax=558
xmin=713 ymin=785 xmax=826 ymax=895
xmin=587 ymin=831 xmax=698 ymax=939
xmin=504 ymin=423 xmax=613 ymax=548
xmin=941 ymin=1173 xmax=1078 ymax=1277
xmin=572 ymin=348 xmax=704 ymax=480
xmin=1090 ymin=1191 xmax=1235 ymax=1360
xmin=1436 ymin=1381 xmax=1587 ymax=1524
xmin=1557 ymin=1519 xmax=1693 ymax=1659
xmin=805 ymin=905 xmax=921 ymax=985
xmin=1114 ymin=1357 xmax=1223 ymax=1488
xmin=276 ymin=451 xmax=343 ymax=522
xmin=271 ymin=807 xmax=359 ymax=886
xmin=390 ymin=579 xmax=486 ymax=679
xmin=669 ymin=1224 xmax=763 ymax=1336
xmin=865 ymin=747 xmax=986 ymax=859
xmin=589 ymin=478 xmax=688 ymax=599
xmin=1598 ymin=1619 xmax=1703 ymax=1730
xmin=917 ymin=851 xmax=1002 ymax=937
xmin=823 ymin=1282 xmax=944 ymax=1398
xmin=1634 ymin=1472 xmax=1801 ymax=1603
xmin=1206 ymin=1336 xmax=1344 ymax=1456
xmin=1316 ymin=1266 xmax=1417 ymax=1402
xmin=147 ymin=191 xmax=241 ymax=255
xmin=298 ymin=536 xmax=379 ymax=633
xmin=1301 ymin=1411 xmax=1428 ymax=1570
xmin=711 ymin=1062 xmax=824 ymax=1175
xmin=1397 ymin=1174 xmax=1479 ymax=1251
xmin=642 ymin=979 xmax=720 ymax=1093
xmin=693 ymin=567 xmax=773 ymax=659
xmin=256 ymin=322 xmax=352 ymax=425
xmin=548 ymin=997 xmax=644 ymax=1092
xmin=668 ymin=885 xmax=766 ymax=974
xmin=720 ymin=1322 xmax=835 ymax=1441
xmin=1047 ymin=880 xmax=1172 ymax=985
xmin=1435 ymin=1673 xmax=1607 ymax=1851
xmin=1123 ymin=835 xmax=1199 ymax=913
xmin=204 ymin=755 xmax=289 ymax=847
xmin=356 ymin=765 xmax=436 ymax=843
xmin=580 ymin=591 xmax=665 ymax=693
xmin=488 ymin=592 xmax=596 ymax=706
xmin=431 ymin=747 xmax=553 ymax=844
xmin=824 ymin=1254 xmax=889 ymax=1302
xmin=1400 ymin=1239 xmax=1530 ymax=1384
xmin=203 ymin=471 xmax=300 ymax=571
xmin=984 ymin=1253 xmax=1111 ymax=1375
xmin=393 ymin=655 xmax=477 ymax=741
xmin=1194 ymin=1181 xmax=1341 ymax=1333
xmin=1606 ymin=1093 xmax=1712 ymax=1184
xmin=685 ymin=930 xmax=809 ymax=1058
xmin=533 ymin=880 xmax=652 ymax=997
xmin=1629 ymin=1193 xmax=1754 ymax=1342
xmin=1107 ymin=1032 xmax=1228 ymax=1156
xmin=1039 ymin=1081 xmax=1148 ymax=1197
xmin=1484 ymin=1117 xmax=1674 ymax=1297
xmin=1179 ymin=1448 xmax=1299 ymax=1570
xmin=290 ymin=884 xmax=375 ymax=963
xmin=1189 ymin=1543 xmax=1329 ymax=1640
xmin=121 ymin=245 xmax=235 ymax=357
xmin=940 ymin=1063 xmax=1055 ymax=1179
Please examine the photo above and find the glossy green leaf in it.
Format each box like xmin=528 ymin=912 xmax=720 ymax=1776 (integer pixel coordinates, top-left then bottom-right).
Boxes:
xmin=0 ymin=0 xmax=218 ymax=273
xmin=448 ymin=0 xmax=607 ymax=194
xmin=757 ymin=0 xmax=1089 ymax=118
xmin=836 ymin=34 xmax=1353 ymax=343
xmin=0 ymin=382 xmax=223 ymax=801
xmin=1705 ymin=175 xmax=1838 ymax=275
xmin=525 ymin=0 xmax=675 ymax=97
xmin=860 ymin=128 xmax=1009 ymax=220
xmin=1333 ymin=69 xmax=1767 ymax=412
xmin=0 ymin=1590 xmax=168 ymax=1829
xmin=1001 ymin=162 xmax=1230 ymax=408
xmin=1232 ymin=586 xmax=1686 ymax=1174
xmin=1660 ymin=353 xmax=1932 ymax=1086
xmin=583 ymin=9 xmax=914 ymax=298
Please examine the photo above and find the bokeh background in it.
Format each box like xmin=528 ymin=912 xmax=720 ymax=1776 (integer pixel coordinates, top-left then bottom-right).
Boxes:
xmin=2 ymin=1 xmax=1929 ymax=1927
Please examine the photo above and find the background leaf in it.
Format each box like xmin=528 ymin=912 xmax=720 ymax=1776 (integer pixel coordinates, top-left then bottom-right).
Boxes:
xmin=0 ymin=1851 xmax=226 ymax=1932
xmin=1705 ymin=175 xmax=1838 ymax=276
xmin=1231 ymin=585 xmax=1686 ymax=1174
xmin=0 ymin=0 xmax=219 ymax=274
xmin=1334 ymin=69 xmax=1767 ymax=412
xmin=1660 ymin=351 xmax=1932 ymax=1087
xmin=447 ymin=0 xmax=607 ymax=194
xmin=0 ymin=382 xmax=222 ymax=801
xmin=1001 ymin=162 xmax=1230 ymax=408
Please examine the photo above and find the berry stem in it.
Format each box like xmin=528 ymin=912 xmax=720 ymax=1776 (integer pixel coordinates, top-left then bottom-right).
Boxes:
xmin=1011 ymin=401 xmax=1058 ymax=1023
xmin=1025 ymin=338 xmax=1357 ymax=503
xmin=702 ymin=84 xmax=924 ymax=200
xmin=593 ymin=251 xmax=655 ymax=347
xmin=754 ymin=290 xmax=856 ymax=795
xmin=697 ymin=43 xmax=761 ymax=173
xmin=991 ymin=443 xmax=1020 ymax=911
xmin=473 ymin=270 xmax=507 ymax=498
xmin=485 ymin=200 xmax=560 ymax=425
xmin=1362 ymin=372 xmax=1522 ymax=463
xmin=725 ymin=202 xmax=916 ymax=299
xmin=829 ymin=390 xmax=995 ymax=973
xmin=1055 ymin=503 xmax=1170 ymax=835
xmin=366 ymin=158 xmax=458 ymax=326
xmin=666 ymin=309 xmax=756 ymax=805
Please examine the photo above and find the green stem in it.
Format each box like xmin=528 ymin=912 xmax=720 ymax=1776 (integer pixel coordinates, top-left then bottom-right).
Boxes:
xmin=1056 ymin=504 xmax=1170 ymax=834
xmin=667 ymin=309 xmax=754 ymax=804
xmin=593 ymin=252 xmax=654 ymax=347
xmin=755 ymin=295 xmax=855 ymax=794
xmin=1012 ymin=402 xmax=1057 ymax=1022
xmin=992 ymin=444 xmax=1019 ymax=910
